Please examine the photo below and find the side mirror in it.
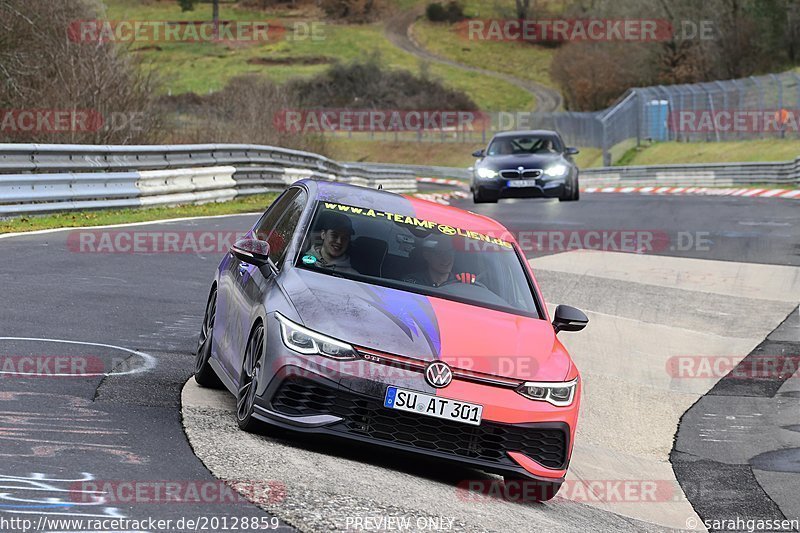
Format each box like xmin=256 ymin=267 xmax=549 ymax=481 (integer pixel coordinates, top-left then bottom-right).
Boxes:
xmin=231 ymin=237 xmax=271 ymax=266
xmin=472 ymin=149 xmax=485 ymax=158
xmin=552 ymin=305 xmax=588 ymax=334
xmin=565 ymin=147 xmax=580 ymax=156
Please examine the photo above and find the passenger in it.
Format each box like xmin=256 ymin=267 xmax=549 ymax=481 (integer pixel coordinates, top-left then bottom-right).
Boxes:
xmin=303 ymin=212 xmax=358 ymax=275
xmin=404 ymin=238 xmax=477 ymax=287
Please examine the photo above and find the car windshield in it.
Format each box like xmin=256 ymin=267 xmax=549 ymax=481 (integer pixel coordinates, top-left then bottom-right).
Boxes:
xmin=487 ymin=135 xmax=562 ymax=156
xmin=296 ymin=201 xmax=540 ymax=317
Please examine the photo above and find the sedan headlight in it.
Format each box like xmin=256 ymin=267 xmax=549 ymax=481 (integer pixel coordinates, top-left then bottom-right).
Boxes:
xmin=476 ymin=167 xmax=498 ymax=179
xmin=276 ymin=313 xmax=357 ymax=360
xmin=544 ymin=164 xmax=568 ymax=178
xmin=516 ymin=377 xmax=578 ymax=407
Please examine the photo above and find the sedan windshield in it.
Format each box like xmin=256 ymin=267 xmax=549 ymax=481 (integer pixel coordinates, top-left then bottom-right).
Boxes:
xmin=297 ymin=201 xmax=540 ymax=317
xmin=487 ymin=135 xmax=562 ymax=155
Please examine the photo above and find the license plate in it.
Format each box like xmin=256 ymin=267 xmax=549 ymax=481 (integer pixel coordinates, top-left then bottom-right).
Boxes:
xmin=384 ymin=386 xmax=482 ymax=426
xmin=507 ymin=179 xmax=538 ymax=188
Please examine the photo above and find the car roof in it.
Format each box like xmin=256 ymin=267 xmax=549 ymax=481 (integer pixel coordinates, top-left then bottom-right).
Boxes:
xmin=298 ymin=180 xmax=511 ymax=235
xmin=491 ymin=129 xmax=559 ymax=138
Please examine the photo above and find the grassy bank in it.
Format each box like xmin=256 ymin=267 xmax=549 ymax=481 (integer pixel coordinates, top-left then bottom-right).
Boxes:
xmin=617 ymin=140 xmax=800 ymax=166
xmin=0 ymin=193 xmax=278 ymax=234
xmin=105 ymin=0 xmax=533 ymax=110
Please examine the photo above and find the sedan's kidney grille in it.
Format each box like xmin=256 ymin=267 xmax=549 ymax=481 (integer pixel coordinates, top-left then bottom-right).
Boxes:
xmin=270 ymin=377 xmax=568 ymax=469
xmin=499 ymin=169 xmax=542 ymax=179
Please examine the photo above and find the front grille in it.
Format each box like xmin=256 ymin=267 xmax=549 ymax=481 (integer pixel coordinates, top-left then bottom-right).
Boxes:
xmin=500 ymin=169 xmax=542 ymax=179
xmin=270 ymin=377 xmax=568 ymax=469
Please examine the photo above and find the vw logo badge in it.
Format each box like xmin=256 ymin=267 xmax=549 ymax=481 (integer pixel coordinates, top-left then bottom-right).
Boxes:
xmin=425 ymin=361 xmax=453 ymax=388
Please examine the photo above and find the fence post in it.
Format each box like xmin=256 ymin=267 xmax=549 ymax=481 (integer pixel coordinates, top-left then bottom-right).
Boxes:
xmin=771 ymin=73 xmax=784 ymax=139
xmin=750 ymin=76 xmax=765 ymax=140
xmin=634 ymin=89 xmax=641 ymax=147
xmin=601 ymin=117 xmax=611 ymax=166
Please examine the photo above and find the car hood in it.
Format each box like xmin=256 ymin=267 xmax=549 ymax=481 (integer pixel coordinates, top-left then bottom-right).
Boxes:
xmin=478 ymin=153 xmax=565 ymax=171
xmin=281 ymin=269 xmax=571 ymax=381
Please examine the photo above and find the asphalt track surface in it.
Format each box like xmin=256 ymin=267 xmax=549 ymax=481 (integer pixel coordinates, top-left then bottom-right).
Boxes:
xmin=0 ymin=193 xmax=797 ymax=532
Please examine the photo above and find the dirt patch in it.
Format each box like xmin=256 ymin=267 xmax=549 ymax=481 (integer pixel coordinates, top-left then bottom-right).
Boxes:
xmin=246 ymin=56 xmax=334 ymax=66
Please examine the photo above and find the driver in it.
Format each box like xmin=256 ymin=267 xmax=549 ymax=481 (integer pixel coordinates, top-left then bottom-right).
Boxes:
xmin=404 ymin=237 xmax=477 ymax=287
xmin=303 ymin=211 xmax=358 ymax=275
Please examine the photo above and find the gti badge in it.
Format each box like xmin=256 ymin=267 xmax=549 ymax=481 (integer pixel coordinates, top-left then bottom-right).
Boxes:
xmin=425 ymin=361 xmax=453 ymax=388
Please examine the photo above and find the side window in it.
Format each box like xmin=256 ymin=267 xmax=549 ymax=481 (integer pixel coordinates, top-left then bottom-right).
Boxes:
xmin=263 ymin=190 xmax=308 ymax=268
xmin=253 ymin=189 xmax=299 ymax=242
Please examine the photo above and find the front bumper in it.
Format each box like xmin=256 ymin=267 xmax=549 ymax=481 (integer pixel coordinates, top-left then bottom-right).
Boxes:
xmin=255 ymin=327 xmax=578 ymax=482
xmin=473 ymin=177 xmax=565 ymax=199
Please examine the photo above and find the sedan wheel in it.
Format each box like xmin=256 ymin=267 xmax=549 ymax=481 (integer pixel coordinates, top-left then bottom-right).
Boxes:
xmin=473 ymin=187 xmax=498 ymax=204
xmin=195 ymin=289 xmax=222 ymax=388
xmin=236 ymin=323 xmax=265 ymax=432
xmin=559 ymin=177 xmax=579 ymax=202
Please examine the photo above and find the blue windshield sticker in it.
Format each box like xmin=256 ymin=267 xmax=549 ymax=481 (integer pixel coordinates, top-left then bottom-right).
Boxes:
xmin=302 ymin=255 xmax=318 ymax=265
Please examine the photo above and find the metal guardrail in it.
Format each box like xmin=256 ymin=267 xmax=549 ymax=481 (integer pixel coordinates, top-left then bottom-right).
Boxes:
xmin=0 ymin=144 xmax=418 ymax=216
xmin=355 ymin=157 xmax=800 ymax=188
xmin=580 ymin=157 xmax=800 ymax=187
xmin=2 ymin=143 xmax=796 ymax=216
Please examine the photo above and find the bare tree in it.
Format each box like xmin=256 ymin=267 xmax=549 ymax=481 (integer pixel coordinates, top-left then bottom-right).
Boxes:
xmin=0 ymin=0 xmax=163 ymax=144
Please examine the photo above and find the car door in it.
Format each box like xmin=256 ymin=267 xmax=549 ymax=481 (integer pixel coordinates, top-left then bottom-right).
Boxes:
xmin=215 ymin=189 xmax=299 ymax=381
xmin=227 ymin=187 xmax=308 ymax=385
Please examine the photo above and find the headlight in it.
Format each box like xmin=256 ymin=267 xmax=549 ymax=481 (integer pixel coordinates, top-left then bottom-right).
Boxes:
xmin=275 ymin=313 xmax=357 ymax=360
xmin=516 ymin=377 xmax=578 ymax=407
xmin=544 ymin=164 xmax=568 ymax=178
xmin=476 ymin=167 xmax=498 ymax=179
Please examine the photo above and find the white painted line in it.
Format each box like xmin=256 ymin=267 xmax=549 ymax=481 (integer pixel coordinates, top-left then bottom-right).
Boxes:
xmin=0 ymin=337 xmax=157 ymax=376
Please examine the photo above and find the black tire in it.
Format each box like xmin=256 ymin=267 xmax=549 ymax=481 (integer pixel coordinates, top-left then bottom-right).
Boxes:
xmin=559 ymin=177 xmax=580 ymax=202
xmin=473 ymin=187 xmax=498 ymax=204
xmin=195 ymin=288 xmax=223 ymax=388
xmin=236 ymin=322 xmax=266 ymax=432
xmin=502 ymin=475 xmax=562 ymax=502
